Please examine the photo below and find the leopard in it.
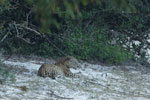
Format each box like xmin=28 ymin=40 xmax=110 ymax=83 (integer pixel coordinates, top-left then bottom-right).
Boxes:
xmin=37 ymin=56 xmax=81 ymax=79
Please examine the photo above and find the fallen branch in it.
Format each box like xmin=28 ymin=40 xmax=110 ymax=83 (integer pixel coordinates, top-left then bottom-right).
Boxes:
xmin=0 ymin=55 xmax=12 ymax=63
xmin=48 ymin=90 xmax=73 ymax=100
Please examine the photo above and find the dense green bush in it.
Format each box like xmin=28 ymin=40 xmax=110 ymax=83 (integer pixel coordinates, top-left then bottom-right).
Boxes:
xmin=38 ymin=42 xmax=54 ymax=57
xmin=61 ymin=22 xmax=132 ymax=64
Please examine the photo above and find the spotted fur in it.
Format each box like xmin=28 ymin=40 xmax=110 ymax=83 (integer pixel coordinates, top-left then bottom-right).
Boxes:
xmin=37 ymin=56 xmax=80 ymax=79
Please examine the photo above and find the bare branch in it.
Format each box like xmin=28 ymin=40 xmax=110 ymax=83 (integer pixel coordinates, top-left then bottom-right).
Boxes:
xmin=14 ymin=23 xmax=66 ymax=56
xmin=15 ymin=24 xmax=42 ymax=36
xmin=16 ymin=36 xmax=35 ymax=45
xmin=0 ymin=32 xmax=9 ymax=43
xmin=14 ymin=22 xmax=35 ymax=45
xmin=14 ymin=22 xmax=19 ymax=36
xmin=45 ymin=36 xmax=67 ymax=56
xmin=26 ymin=10 xmax=32 ymax=26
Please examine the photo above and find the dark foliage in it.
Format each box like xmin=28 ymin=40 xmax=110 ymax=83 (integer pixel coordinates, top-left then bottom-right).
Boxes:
xmin=0 ymin=0 xmax=149 ymax=64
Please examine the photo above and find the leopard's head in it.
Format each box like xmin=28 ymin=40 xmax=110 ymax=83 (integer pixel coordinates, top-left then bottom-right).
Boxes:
xmin=64 ymin=56 xmax=81 ymax=69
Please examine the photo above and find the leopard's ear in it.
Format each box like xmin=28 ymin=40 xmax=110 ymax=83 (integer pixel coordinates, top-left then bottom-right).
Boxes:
xmin=64 ymin=56 xmax=71 ymax=61
xmin=66 ymin=56 xmax=74 ymax=60
xmin=58 ymin=56 xmax=71 ymax=63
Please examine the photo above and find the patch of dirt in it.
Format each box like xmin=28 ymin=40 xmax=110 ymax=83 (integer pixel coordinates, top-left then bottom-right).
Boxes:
xmin=1 ymin=55 xmax=150 ymax=100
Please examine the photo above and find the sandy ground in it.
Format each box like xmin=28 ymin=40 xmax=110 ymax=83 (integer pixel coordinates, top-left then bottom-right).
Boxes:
xmin=0 ymin=56 xmax=150 ymax=100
